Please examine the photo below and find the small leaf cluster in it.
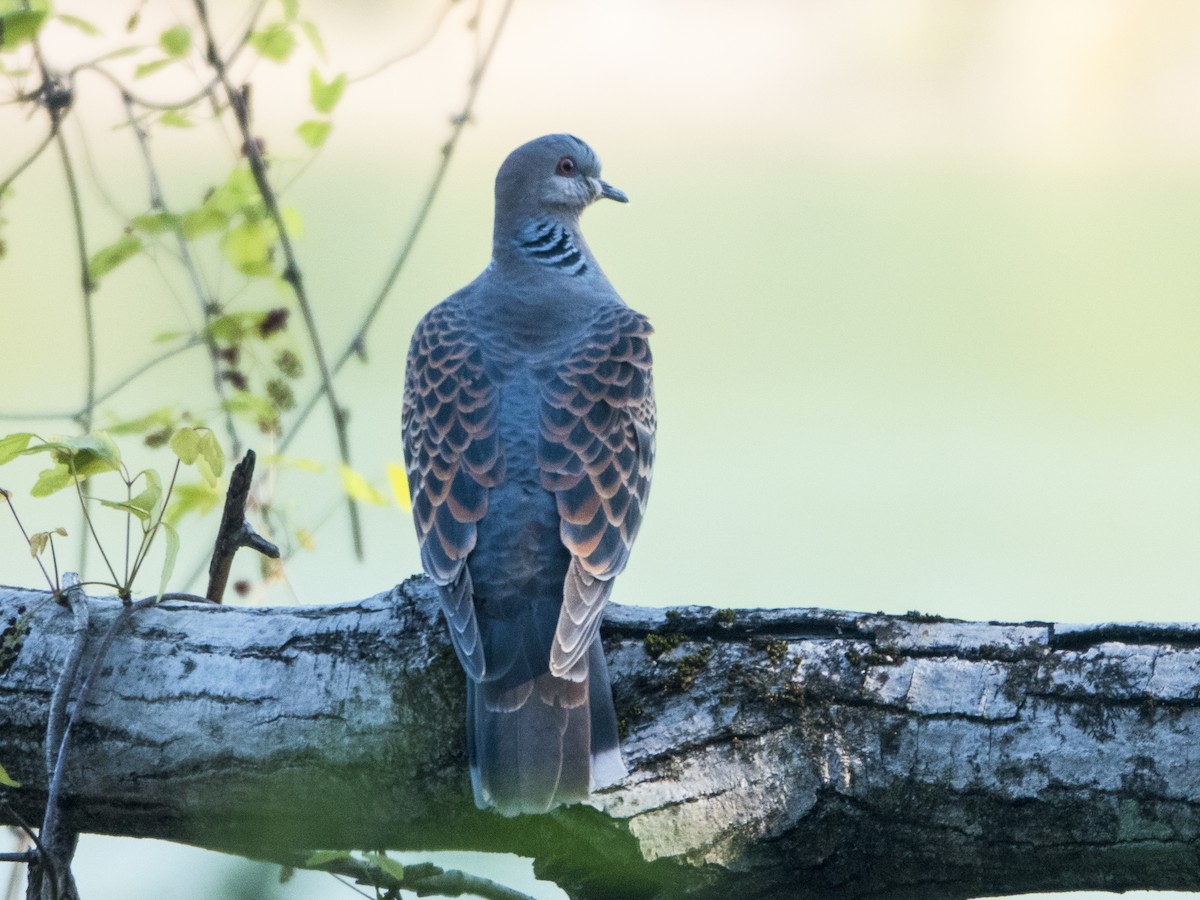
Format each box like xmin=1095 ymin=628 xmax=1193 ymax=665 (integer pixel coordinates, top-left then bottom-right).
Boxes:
xmin=0 ymin=427 xmax=223 ymax=600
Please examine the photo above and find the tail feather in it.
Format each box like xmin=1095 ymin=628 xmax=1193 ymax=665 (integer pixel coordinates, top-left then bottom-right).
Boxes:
xmin=467 ymin=635 xmax=626 ymax=815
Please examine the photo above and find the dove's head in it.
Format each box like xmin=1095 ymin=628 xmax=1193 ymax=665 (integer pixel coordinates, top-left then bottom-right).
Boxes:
xmin=495 ymin=134 xmax=627 ymax=226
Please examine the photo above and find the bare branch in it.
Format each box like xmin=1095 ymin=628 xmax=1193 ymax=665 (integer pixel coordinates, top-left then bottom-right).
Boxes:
xmin=205 ymin=449 xmax=279 ymax=603
xmin=5 ymin=582 xmax=1200 ymax=898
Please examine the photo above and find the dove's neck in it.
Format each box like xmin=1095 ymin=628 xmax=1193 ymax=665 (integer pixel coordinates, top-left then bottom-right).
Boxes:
xmin=492 ymin=216 xmax=595 ymax=278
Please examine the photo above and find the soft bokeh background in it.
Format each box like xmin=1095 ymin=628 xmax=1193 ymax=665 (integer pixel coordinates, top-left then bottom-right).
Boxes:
xmin=3 ymin=0 xmax=1200 ymax=897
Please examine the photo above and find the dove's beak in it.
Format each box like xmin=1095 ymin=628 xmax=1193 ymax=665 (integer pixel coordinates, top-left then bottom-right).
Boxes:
xmin=595 ymin=179 xmax=629 ymax=203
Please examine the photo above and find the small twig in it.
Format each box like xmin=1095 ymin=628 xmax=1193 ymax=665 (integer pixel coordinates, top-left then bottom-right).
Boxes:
xmin=278 ymin=0 xmax=517 ymax=455
xmin=47 ymin=104 xmax=97 ymax=580
xmin=0 ymin=124 xmax=56 ymax=196
xmin=205 ymin=449 xmax=279 ymax=604
xmin=0 ymin=851 xmax=35 ymax=864
xmin=347 ymin=0 xmax=457 ymax=84
xmin=1 ymin=490 xmax=55 ymax=592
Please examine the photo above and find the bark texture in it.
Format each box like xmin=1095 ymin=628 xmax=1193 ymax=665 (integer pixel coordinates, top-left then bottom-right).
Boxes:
xmin=2 ymin=578 xmax=1200 ymax=899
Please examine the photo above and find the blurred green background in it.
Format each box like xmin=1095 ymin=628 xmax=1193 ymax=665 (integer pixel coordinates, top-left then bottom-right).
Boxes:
xmin=2 ymin=0 xmax=1200 ymax=897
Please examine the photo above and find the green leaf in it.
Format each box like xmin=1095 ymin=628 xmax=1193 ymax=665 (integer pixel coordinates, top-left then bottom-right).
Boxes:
xmin=222 ymin=391 xmax=278 ymax=424
xmin=0 ymin=432 xmax=34 ymax=466
xmin=169 ymin=427 xmax=200 ymax=465
xmin=206 ymin=311 xmax=263 ymax=344
xmin=221 ymin=219 xmax=277 ymax=277
xmin=338 ymin=465 xmax=387 ymax=506
xmin=296 ymin=119 xmax=331 ymax=149
xmin=181 ymin=206 xmax=228 ymax=239
xmin=308 ymin=68 xmax=346 ymax=114
xmin=364 ymin=853 xmax=404 ymax=882
xmin=134 ymin=57 xmax=177 ymax=79
xmin=206 ymin=166 xmax=260 ymax=215
xmin=298 ymin=20 xmax=325 ymax=60
xmin=132 ymin=212 xmax=183 ymax=234
xmin=280 ymin=0 xmax=299 ymax=22
xmin=0 ymin=10 xmax=48 ymax=49
xmin=31 ymin=464 xmax=72 ymax=497
xmin=165 ymin=481 xmax=219 ymax=526
xmin=156 ymin=520 xmax=179 ymax=602
xmin=158 ymin=109 xmax=193 ymax=128
xmin=197 ymin=431 xmax=224 ymax=480
xmin=0 ymin=761 xmax=19 ymax=788
xmin=105 ymin=408 xmax=175 ymax=436
xmin=102 ymin=468 xmax=163 ymax=524
xmin=304 ymin=850 xmax=351 ymax=867
xmin=53 ymin=433 xmax=122 ymax=478
xmin=249 ymin=23 xmax=295 ymax=63
xmin=98 ymin=498 xmax=150 ymax=523
xmin=57 ymin=13 xmax=100 ymax=36
xmin=158 ymin=24 xmax=191 ymax=57
xmin=88 ymin=234 xmax=142 ymax=282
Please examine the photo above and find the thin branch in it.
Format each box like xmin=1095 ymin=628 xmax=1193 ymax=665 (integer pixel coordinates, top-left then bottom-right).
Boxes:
xmin=265 ymin=851 xmax=540 ymax=900
xmin=278 ymin=0 xmax=517 ymax=455
xmin=1 ymin=490 xmax=55 ymax=592
xmin=47 ymin=118 xmax=95 ymax=435
xmin=0 ymin=336 xmax=203 ymax=423
xmin=346 ymin=0 xmax=458 ymax=84
xmin=122 ymin=93 xmax=243 ymax=458
xmin=66 ymin=0 xmax=269 ymax=113
xmin=0 ymin=124 xmax=56 ymax=196
xmin=190 ymin=0 xmax=364 ymax=558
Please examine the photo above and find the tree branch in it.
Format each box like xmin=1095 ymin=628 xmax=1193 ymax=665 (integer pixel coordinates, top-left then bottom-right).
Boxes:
xmin=205 ymin=449 xmax=278 ymax=603
xmin=278 ymin=0 xmax=517 ymax=455
xmin=2 ymin=580 xmax=1200 ymax=898
xmin=190 ymin=0 xmax=363 ymax=558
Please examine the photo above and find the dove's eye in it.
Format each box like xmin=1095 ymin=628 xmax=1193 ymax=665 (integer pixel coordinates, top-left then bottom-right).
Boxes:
xmin=556 ymin=156 xmax=577 ymax=176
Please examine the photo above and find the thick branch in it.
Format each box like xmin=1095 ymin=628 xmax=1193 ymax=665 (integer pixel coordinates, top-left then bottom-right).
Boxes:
xmin=1 ymin=580 xmax=1199 ymax=899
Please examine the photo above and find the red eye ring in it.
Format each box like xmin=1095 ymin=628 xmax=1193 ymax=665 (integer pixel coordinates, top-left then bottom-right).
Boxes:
xmin=556 ymin=156 xmax=577 ymax=176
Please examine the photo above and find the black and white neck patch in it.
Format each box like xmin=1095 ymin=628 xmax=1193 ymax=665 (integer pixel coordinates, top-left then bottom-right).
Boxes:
xmin=515 ymin=221 xmax=589 ymax=277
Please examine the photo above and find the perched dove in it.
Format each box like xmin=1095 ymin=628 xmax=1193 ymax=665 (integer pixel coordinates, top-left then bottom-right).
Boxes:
xmin=402 ymin=134 xmax=655 ymax=815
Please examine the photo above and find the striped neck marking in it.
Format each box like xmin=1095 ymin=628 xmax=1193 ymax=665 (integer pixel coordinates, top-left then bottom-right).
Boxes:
xmin=515 ymin=221 xmax=589 ymax=276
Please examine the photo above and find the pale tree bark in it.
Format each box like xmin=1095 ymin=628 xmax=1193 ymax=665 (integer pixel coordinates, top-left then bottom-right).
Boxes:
xmin=1 ymin=577 xmax=1199 ymax=899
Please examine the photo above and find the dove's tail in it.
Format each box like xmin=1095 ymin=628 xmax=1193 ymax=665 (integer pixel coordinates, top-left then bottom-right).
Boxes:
xmin=467 ymin=636 xmax=626 ymax=816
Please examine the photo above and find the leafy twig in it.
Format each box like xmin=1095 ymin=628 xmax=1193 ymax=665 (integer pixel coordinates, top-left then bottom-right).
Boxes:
xmin=122 ymin=92 xmax=243 ymax=458
xmin=68 ymin=0 xmax=269 ymax=112
xmin=191 ymin=0 xmax=364 ymax=557
xmin=279 ymin=0 xmax=517 ymax=455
